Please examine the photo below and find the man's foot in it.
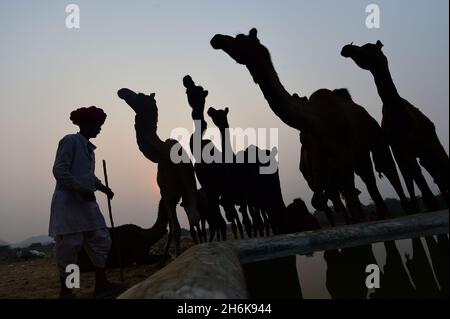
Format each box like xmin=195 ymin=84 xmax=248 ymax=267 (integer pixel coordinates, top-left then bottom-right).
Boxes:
xmin=93 ymin=281 xmax=128 ymax=299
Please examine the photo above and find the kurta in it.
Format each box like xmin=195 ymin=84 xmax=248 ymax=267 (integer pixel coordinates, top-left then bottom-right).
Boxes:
xmin=49 ymin=133 xmax=107 ymax=237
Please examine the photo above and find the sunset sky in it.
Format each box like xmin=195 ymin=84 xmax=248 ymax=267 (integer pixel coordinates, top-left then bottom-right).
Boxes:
xmin=0 ymin=0 xmax=448 ymax=243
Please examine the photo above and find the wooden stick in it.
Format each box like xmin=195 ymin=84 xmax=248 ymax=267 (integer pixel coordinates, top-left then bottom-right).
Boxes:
xmin=103 ymin=159 xmax=124 ymax=282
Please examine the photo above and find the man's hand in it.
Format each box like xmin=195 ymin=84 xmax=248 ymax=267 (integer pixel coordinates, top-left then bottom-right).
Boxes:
xmin=104 ymin=188 xmax=114 ymax=200
xmin=97 ymin=183 xmax=114 ymax=200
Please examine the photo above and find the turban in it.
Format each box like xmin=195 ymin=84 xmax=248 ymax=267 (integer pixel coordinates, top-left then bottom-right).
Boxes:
xmin=70 ymin=106 xmax=107 ymax=126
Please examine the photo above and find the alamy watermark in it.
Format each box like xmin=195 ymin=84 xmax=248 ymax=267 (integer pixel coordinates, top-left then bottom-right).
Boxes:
xmin=366 ymin=4 xmax=380 ymax=29
xmin=65 ymin=264 xmax=80 ymax=289
xmin=365 ymin=264 xmax=380 ymax=289
xmin=65 ymin=4 xmax=80 ymax=29
xmin=169 ymin=121 xmax=279 ymax=175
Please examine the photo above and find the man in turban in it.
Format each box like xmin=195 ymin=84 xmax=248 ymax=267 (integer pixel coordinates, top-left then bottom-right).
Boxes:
xmin=49 ymin=106 xmax=124 ymax=298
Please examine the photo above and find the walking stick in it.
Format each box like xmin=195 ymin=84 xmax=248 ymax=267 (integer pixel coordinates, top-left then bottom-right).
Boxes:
xmin=102 ymin=160 xmax=124 ymax=282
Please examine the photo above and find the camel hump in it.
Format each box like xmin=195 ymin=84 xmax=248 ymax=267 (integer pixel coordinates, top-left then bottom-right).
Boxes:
xmin=333 ymin=88 xmax=353 ymax=101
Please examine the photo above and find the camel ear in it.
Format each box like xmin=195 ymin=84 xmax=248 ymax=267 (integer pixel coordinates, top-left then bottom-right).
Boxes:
xmin=225 ymin=107 xmax=229 ymax=114
xmin=150 ymin=93 xmax=156 ymax=99
xmin=376 ymin=40 xmax=384 ymax=49
xmin=204 ymin=90 xmax=209 ymax=97
xmin=249 ymin=28 xmax=258 ymax=39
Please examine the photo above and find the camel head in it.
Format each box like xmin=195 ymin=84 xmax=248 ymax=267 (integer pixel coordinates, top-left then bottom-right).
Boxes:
xmin=183 ymin=75 xmax=208 ymax=111
xmin=341 ymin=40 xmax=387 ymax=71
xmin=117 ymin=88 xmax=158 ymax=122
xmin=211 ymin=28 xmax=270 ymax=82
xmin=207 ymin=107 xmax=229 ymax=129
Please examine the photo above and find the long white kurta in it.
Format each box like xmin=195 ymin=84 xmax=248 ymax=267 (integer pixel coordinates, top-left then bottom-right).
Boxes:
xmin=49 ymin=133 xmax=107 ymax=237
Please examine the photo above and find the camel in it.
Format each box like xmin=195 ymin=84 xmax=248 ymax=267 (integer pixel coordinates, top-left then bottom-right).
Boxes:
xmin=208 ymin=106 xmax=286 ymax=236
xmin=117 ymin=88 xmax=201 ymax=261
xmin=210 ymin=28 xmax=408 ymax=222
xmin=78 ymin=201 xmax=168 ymax=270
xmin=279 ymin=198 xmax=321 ymax=234
xmin=183 ymin=75 xmax=230 ymax=241
xmin=341 ymin=41 xmax=449 ymax=210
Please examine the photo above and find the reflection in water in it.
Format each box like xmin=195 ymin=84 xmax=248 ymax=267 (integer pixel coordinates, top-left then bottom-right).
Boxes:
xmin=425 ymin=235 xmax=449 ymax=297
xmin=243 ymin=255 xmax=303 ymax=299
xmin=370 ymin=241 xmax=415 ymax=299
xmin=406 ymin=238 xmax=440 ymax=298
xmin=296 ymin=235 xmax=449 ymax=299
xmin=324 ymin=245 xmax=377 ymax=299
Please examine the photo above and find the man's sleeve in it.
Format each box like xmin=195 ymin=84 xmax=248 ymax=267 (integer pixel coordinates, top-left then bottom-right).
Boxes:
xmin=94 ymin=176 xmax=104 ymax=190
xmin=52 ymin=136 xmax=93 ymax=192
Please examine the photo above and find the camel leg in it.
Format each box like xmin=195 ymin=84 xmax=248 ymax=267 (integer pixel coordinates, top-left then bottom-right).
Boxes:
xmin=340 ymin=169 xmax=365 ymax=224
xmin=222 ymin=197 xmax=239 ymax=239
xmin=329 ymin=192 xmax=349 ymax=225
xmin=217 ymin=209 xmax=227 ymax=241
xmin=395 ymin=157 xmax=419 ymax=213
xmin=224 ymin=201 xmax=244 ymax=239
xmin=260 ymin=208 xmax=271 ymax=236
xmin=393 ymin=148 xmax=437 ymax=211
xmin=200 ymin=218 xmax=207 ymax=243
xmin=419 ymin=151 xmax=449 ymax=206
xmin=373 ymin=142 xmax=411 ymax=214
xmin=249 ymin=205 xmax=264 ymax=237
xmin=166 ymin=198 xmax=181 ymax=257
xmin=235 ymin=212 xmax=244 ymax=239
xmin=239 ymin=204 xmax=253 ymax=238
xmin=356 ymin=157 xmax=388 ymax=220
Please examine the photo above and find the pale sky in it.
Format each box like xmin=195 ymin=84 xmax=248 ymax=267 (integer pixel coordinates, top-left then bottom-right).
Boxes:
xmin=0 ymin=0 xmax=448 ymax=243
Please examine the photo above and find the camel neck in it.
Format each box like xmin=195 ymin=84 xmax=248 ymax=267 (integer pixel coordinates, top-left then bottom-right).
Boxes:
xmin=250 ymin=54 xmax=311 ymax=131
xmin=371 ymin=63 xmax=401 ymax=105
xmin=219 ymin=126 xmax=235 ymax=163
xmin=135 ymin=115 xmax=168 ymax=163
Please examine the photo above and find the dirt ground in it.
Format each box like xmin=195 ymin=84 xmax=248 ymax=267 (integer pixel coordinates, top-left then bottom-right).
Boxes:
xmin=0 ymin=237 xmax=195 ymax=299
xmin=0 ymin=255 xmax=161 ymax=299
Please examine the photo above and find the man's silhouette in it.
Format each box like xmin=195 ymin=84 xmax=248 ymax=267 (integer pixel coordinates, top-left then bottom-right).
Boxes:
xmin=49 ymin=106 xmax=125 ymax=298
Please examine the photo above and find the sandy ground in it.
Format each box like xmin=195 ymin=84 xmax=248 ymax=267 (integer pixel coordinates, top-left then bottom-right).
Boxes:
xmin=0 ymin=256 xmax=162 ymax=299
xmin=0 ymin=237 xmax=195 ymax=299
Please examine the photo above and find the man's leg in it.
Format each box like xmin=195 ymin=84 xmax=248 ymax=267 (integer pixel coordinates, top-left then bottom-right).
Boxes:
xmin=83 ymin=228 xmax=126 ymax=298
xmin=54 ymin=233 xmax=84 ymax=298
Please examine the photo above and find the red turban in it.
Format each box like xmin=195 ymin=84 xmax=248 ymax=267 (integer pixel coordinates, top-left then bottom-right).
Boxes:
xmin=70 ymin=106 xmax=107 ymax=126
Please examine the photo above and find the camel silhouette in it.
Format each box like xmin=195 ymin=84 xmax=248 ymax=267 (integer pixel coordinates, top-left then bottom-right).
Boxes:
xmin=117 ymin=89 xmax=201 ymax=262
xmin=406 ymin=238 xmax=441 ymax=298
xmin=211 ymin=28 xmax=409 ymax=223
xmin=425 ymin=235 xmax=449 ymax=297
xmin=342 ymin=41 xmax=449 ymax=211
xmin=324 ymin=245 xmax=377 ymax=298
xmin=207 ymin=106 xmax=286 ymax=236
xmin=78 ymin=203 xmax=168 ymax=271
xmin=370 ymin=241 xmax=416 ymax=299
xmin=183 ymin=75 xmax=233 ymax=241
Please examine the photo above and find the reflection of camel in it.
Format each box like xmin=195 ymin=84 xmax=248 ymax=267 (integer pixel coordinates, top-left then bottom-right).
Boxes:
xmin=183 ymin=75 xmax=228 ymax=241
xmin=324 ymin=245 xmax=377 ymax=298
xmin=211 ymin=29 xmax=407 ymax=223
xmin=78 ymin=205 xmax=168 ymax=271
xmin=425 ymin=235 xmax=449 ymax=297
xmin=371 ymin=241 xmax=416 ymax=299
xmin=117 ymin=89 xmax=200 ymax=260
xmin=342 ymin=41 xmax=449 ymax=210
xmin=243 ymin=255 xmax=303 ymax=299
xmin=405 ymin=238 xmax=440 ymax=298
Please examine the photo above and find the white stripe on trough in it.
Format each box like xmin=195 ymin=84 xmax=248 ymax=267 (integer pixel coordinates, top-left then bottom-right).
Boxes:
xmin=118 ymin=210 xmax=449 ymax=299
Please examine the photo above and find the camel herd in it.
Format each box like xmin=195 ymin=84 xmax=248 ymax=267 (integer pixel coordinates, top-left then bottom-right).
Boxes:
xmin=116 ymin=28 xmax=448 ymax=260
